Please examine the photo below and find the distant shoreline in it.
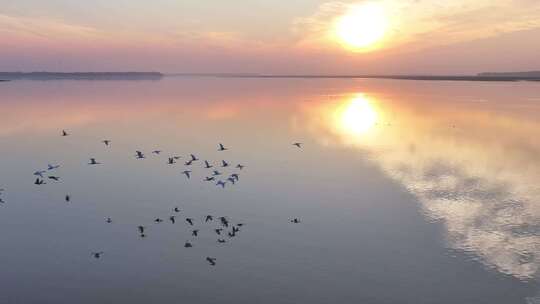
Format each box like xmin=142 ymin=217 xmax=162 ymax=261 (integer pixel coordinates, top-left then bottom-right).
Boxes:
xmin=168 ymin=73 xmax=540 ymax=82
xmin=0 ymin=72 xmax=163 ymax=81
xmin=1 ymin=72 xmax=539 ymax=82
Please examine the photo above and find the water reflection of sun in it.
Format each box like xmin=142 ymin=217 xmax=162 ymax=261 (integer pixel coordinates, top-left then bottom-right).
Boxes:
xmin=335 ymin=94 xmax=378 ymax=135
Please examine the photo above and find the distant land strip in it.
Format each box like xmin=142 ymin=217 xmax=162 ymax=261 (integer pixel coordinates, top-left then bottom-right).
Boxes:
xmin=168 ymin=72 xmax=540 ymax=82
xmin=0 ymin=72 xmax=163 ymax=81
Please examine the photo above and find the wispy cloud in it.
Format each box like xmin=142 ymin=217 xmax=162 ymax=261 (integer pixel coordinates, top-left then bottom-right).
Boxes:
xmin=293 ymin=0 xmax=540 ymax=53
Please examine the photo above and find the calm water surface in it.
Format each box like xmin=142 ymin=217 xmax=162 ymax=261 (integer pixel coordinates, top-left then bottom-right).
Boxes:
xmin=0 ymin=78 xmax=539 ymax=303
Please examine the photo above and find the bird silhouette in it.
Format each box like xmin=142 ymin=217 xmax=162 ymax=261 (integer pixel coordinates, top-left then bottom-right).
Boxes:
xmin=228 ymin=231 xmax=236 ymax=238
xmin=65 ymin=195 xmax=70 ymax=202
xmin=206 ymin=257 xmax=216 ymax=266
xmin=152 ymin=150 xmax=162 ymax=155
xmin=205 ymin=215 xmax=213 ymax=222
xmin=169 ymin=216 xmax=176 ymax=224
xmin=34 ymin=178 xmax=46 ymax=185
xmin=173 ymin=156 xmax=181 ymax=160
xmin=173 ymin=207 xmax=180 ymax=213
xmin=48 ymin=176 xmax=60 ymax=181
xmin=182 ymin=170 xmax=192 ymax=179
xmin=138 ymin=226 xmax=145 ymax=234
xmin=167 ymin=157 xmax=176 ymax=165
xmin=217 ymin=239 xmax=226 ymax=243
xmin=236 ymin=223 xmax=245 ymax=227
xmin=218 ymin=143 xmax=227 ymax=151
xmin=102 ymin=140 xmax=111 ymax=146
xmin=216 ymin=181 xmax=226 ymax=188
xmin=221 ymin=160 xmax=229 ymax=167
xmin=184 ymin=242 xmax=193 ymax=248
xmin=89 ymin=158 xmax=101 ymax=165
xmin=135 ymin=151 xmax=145 ymax=159
xmin=92 ymin=252 xmax=104 ymax=259
xmin=154 ymin=218 xmax=163 ymax=223
xmin=184 ymin=160 xmax=193 ymax=166
xmin=293 ymin=142 xmax=302 ymax=148
xmin=47 ymin=164 xmax=60 ymax=170
xmin=62 ymin=130 xmax=69 ymax=137
xmin=204 ymin=176 xmax=215 ymax=182
xmin=34 ymin=170 xmax=46 ymax=178
xmin=192 ymin=230 xmax=199 ymax=236
xmin=219 ymin=217 xmax=229 ymax=227
xmin=0 ymin=198 xmax=5 ymax=204
xmin=215 ymin=228 xmax=223 ymax=235
xmin=236 ymin=164 xmax=245 ymax=170
xmin=106 ymin=217 xmax=112 ymax=223
xmin=186 ymin=218 xmax=194 ymax=226
xmin=204 ymin=160 xmax=213 ymax=169
xmin=230 ymin=173 xmax=239 ymax=181
xmin=190 ymin=154 xmax=199 ymax=161
xmin=291 ymin=218 xmax=301 ymax=223
xmin=227 ymin=177 xmax=236 ymax=185
xmin=212 ymin=170 xmax=222 ymax=176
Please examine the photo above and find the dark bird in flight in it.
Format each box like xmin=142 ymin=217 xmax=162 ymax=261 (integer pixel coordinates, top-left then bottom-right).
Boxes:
xmin=173 ymin=156 xmax=181 ymax=160
xmin=48 ymin=176 xmax=60 ymax=181
xmin=205 ymin=215 xmax=213 ymax=222
xmin=89 ymin=158 xmax=101 ymax=165
xmin=190 ymin=154 xmax=199 ymax=161
xmin=169 ymin=216 xmax=176 ymax=224
xmin=232 ymin=226 xmax=240 ymax=233
xmin=34 ymin=170 xmax=46 ymax=178
xmin=92 ymin=252 xmax=104 ymax=259
xmin=173 ymin=207 xmax=180 ymax=213
xmin=227 ymin=177 xmax=236 ymax=185
xmin=185 ymin=218 xmax=194 ymax=226
xmin=230 ymin=173 xmax=239 ymax=181
xmin=206 ymin=257 xmax=216 ymax=266
xmin=293 ymin=142 xmax=302 ymax=148
xmin=291 ymin=218 xmax=301 ymax=223
xmin=65 ymin=195 xmax=70 ymax=202
xmin=138 ymin=226 xmax=145 ymax=234
xmin=236 ymin=164 xmax=245 ymax=170
xmin=204 ymin=160 xmax=213 ymax=169
xmin=182 ymin=170 xmax=192 ymax=179
xmin=106 ymin=217 xmax=112 ymax=223
xmin=215 ymin=228 xmax=223 ymax=235
xmin=217 ymin=239 xmax=226 ymax=243
xmin=154 ymin=218 xmax=163 ymax=223
xmin=152 ymin=150 xmax=162 ymax=155
xmin=221 ymin=160 xmax=229 ymax=167
xmin=218 ymin=143 xmax=227 ymax=151
xmin=236 ymin=223 xmax=245 ymax=227
xmin=212 ymin=170 xmax=222 ymax=176
xmin=216 ymin=181 xmax=226 ymax=188
xmin=167 ymin=157 xmax=176 ymax=165
xmin=204 ymin=176 xmax=215 ymax=182
xmin=135 ymin=151 xmax=145 ymax=159
xmin=192 ymin=230 xmax=199 ymax=237
xmin=62 ymin=130 xmax=69 ymax=137
xmin=228 ymin=231 xmax=236 ymax=238
xmin=184 ymin=160 xmax=193 ymax=166
xmin=34 ymin=178 xmax=46 ymax=185
xmin=219 ymin=217 xmax=229 ymax=227
xmin=102 ymin=140 xmax=111 ymax=146
xmin=184 ymin=242 xmax=193 ymax=248
xmin=47 ymin=164 xmax=60 ymax=170
xmin=0 ymin=198 xmax=5 ymax=204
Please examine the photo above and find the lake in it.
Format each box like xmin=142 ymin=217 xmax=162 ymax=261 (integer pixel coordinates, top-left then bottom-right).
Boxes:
xmin=0 ymin=77 xmax=539 ymax=303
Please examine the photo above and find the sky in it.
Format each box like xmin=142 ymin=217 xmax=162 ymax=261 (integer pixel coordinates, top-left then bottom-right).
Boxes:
xmin=1 ymin=0 xmax=540 ymax=74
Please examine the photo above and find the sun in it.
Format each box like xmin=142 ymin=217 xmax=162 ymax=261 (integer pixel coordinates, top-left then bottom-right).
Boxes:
xmin=334 ymin=2 xmax=388 ymax=51
xmin=336 ymin=94 xmax=378 ymax=135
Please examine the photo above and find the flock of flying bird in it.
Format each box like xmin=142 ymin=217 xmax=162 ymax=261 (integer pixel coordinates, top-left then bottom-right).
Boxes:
xmin=2 ymin=129 xmax=304 ymax=266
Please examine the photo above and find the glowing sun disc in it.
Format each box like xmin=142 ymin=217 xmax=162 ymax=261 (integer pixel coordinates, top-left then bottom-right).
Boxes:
xmin=335 ymin=3 xmax=387 ymax=50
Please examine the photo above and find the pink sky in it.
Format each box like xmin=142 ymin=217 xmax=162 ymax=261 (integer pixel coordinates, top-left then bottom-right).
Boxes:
xmin=1 ymin=0 xmax=540 ymax=74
